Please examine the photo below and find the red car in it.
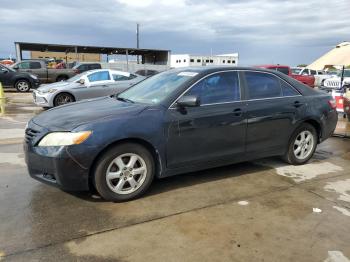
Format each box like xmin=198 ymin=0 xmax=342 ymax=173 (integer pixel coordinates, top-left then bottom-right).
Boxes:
xmin=255 ymin=65 xmax=315 ymax=88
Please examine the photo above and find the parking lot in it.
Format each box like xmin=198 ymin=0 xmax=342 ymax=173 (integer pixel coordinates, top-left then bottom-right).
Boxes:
xmin=0 ymin=92 xmax=349 ymax=261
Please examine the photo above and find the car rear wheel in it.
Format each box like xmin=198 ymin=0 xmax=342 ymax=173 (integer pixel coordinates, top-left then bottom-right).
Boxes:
xmin=283 ymin=123 xmax=317 ymax=165
xmin=15 ymin=80 xmax=31 ymax=92
xmin=53 ymin=93 xmax=75 ymax=107
xmin=94 ymin=143 xmax=155 ymax=201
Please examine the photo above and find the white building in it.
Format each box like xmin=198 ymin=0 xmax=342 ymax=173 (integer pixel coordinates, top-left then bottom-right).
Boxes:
xmin=171 ymin=53 xmax=239 ymax=68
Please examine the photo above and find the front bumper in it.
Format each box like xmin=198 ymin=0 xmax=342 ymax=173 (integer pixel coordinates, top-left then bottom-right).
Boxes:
xmin=23 ymin=122 xmax=90 ymax=191
xmin=30 ymin=78 xmax=41 ymax=89
xmin=32 ymin=90 xmax=53 ymax=107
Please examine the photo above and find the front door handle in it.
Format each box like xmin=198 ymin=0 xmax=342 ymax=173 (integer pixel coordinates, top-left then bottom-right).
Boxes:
xmin=233 ymin=108 xmax=243 ymax=116
xmin=294 ymin=101 xmax=304 ymax=108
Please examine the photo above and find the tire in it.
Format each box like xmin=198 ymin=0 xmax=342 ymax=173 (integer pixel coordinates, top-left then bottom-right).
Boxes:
xmin=53 ymin=93 xmax=75 ymax=107
xmin=94 ymin=143 xmax=155 ymax=202
xmin=283 ymin=123 xmax=317 ymax=165
xmin=15 ymin=79 xmax=31 ymax=92
xmin=56 ymin=75 xmax=68 ymax=82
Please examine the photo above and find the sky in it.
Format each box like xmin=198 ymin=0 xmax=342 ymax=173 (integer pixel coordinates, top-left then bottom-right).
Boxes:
xmin=0 ymin=0 xmax=349 ymax=66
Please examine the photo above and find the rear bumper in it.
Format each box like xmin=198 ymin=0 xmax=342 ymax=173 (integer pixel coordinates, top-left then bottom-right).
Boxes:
xmin=320 ymin=109 xmax=338 ymax=142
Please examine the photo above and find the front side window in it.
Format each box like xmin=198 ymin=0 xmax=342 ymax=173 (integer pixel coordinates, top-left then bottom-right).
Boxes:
xmin=17 ymin=62 xmax=30 ymax=69
xmin=185 ymin=71 xmax=240 ymax=104
xmin=87 ymin=71 xmax=111 ymax=82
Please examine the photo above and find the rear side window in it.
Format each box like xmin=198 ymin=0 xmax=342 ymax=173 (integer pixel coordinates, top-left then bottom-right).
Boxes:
xmin=275 ymin=67 xmax=289 ymax=75
xmin=89 ymin=64 xmax=101 ymax=70
xmin=245 ymin=72 xmax=299 ymax=99
xmin=245 ymin=72 xmax=282 ymax=99
xmin=281 ymin=81 xmax=300 ymax=96
xmin=88 ymin=71 xmax=110 ymax=82
xmin=185 ymin=71 xmax=240 ymax=104
xmin=113 ymin=74 xmax=137 ymax=81
xmin=29 ymin=62 xmax=41 ymax=69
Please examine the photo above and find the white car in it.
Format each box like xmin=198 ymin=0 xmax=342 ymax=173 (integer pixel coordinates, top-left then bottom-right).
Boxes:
xmin=322 ymin=69 xmax=350 ymax=91
xmin=297 ymin=68 xmax=334 ymax=87
xmin=33 ymin=69 xmax=145 ymax=107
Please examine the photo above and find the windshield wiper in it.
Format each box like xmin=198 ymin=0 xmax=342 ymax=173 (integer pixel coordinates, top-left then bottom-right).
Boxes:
xmin=116 ymin=96 xmax=134 ymax=103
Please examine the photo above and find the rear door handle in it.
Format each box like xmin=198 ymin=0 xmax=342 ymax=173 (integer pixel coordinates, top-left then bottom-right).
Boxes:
xmin=294 ymin=101 xmax=304 ymax=108
xmin=233 ymin=108 xmax=243 ymax=116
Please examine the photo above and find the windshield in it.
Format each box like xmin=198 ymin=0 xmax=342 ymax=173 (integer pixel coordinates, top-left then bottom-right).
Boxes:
xmin=337 ymin=70 xmax=350 ymax=77
xmin=0 ymin=64 xmax=15 ymax=72
xmin=67 ymin=72 xmax=86 ymax=82
xmin=118 ymin=70 xmax=198 ymax=104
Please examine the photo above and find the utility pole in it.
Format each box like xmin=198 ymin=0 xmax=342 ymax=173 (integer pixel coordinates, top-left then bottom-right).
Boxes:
xmin=136 ymin=23 xmax=140 ymax=64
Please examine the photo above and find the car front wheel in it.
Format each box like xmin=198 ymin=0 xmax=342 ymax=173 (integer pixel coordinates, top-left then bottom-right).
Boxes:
xmin=94 ymin=143 xmax=155 ymax=201
xmin=283 ymin=123 xmax=317 ymax=165
xmin=15 ymin=79 xmax=31 ymax=92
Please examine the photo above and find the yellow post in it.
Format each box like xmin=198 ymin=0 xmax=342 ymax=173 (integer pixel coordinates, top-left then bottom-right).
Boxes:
xmin=0 ymin=82 xmax=5 ymax=115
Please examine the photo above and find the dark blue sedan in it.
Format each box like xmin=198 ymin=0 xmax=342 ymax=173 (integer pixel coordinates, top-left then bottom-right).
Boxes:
xmin=24 ymin=67 xmax=338 ymax=201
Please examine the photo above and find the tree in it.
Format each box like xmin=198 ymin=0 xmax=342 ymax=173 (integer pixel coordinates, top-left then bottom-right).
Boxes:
xmin=297 ymin=64 xmax=308 ymax=67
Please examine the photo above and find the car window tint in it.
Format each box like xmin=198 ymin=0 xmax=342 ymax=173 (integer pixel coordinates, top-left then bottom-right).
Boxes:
xmin=245 ymin=72 xmax=282 ymax=99
xmin=275 ymin=67 xmax=289 ymax=75
xmin=29 ymin=62 xmax=41 ymax=69
xmin=88 ymin=71 xmax=111 ymax=82
xmin=310 ymin=70 xmax=317 ymax=75
xmin=185 ymin=71 xmax=240 ymax=104
xmin=17 ymin=62 xmax=30 ymax=69
xmin=281 ymin=80 xmax=299 ymax=96
xmin=113 ymin=74 xmax=129 ymax=81
xmin=89 ymin=64 xmax=101 ymax=70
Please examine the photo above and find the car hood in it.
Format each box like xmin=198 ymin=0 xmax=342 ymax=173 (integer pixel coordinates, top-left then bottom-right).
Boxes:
xmin=38 ymin=81 xmax=79 ymax=91
xmin=32 ymin=96 xmax=148 ymax=130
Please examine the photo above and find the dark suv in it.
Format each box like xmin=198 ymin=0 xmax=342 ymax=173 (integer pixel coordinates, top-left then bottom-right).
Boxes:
xmin=0 ymin=64 xmax=40 ymax=92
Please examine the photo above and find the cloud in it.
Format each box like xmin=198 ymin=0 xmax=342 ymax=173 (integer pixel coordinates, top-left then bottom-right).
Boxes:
xmin=0 ymin=0 xmax=349 ymax=65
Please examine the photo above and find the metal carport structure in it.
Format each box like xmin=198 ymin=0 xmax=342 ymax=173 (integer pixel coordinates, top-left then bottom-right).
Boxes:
xmin=14 ymin=42 xmax=170 ymax=70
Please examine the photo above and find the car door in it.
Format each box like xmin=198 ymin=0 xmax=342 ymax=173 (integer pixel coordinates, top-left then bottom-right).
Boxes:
xmin=0 ymin=65 xmax=13 ymax=86
xmin=74 ymin=70 xmax=114 ymax=100
xmin=16 ymin=61 xmax=46 ymax=82
xmin=243 ymin=71 xmax=305 ymax=155
xmin=165 ymin=71 xmax=247 ymax=168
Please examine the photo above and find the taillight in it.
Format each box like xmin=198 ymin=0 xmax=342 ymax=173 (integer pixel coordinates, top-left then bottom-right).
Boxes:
xmin=328 ymin=99 xmax=337 ymax=109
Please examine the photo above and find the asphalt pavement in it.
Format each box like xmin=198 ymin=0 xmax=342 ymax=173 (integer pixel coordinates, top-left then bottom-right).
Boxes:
xmin=1 ymin=92 xmax=350 ymax=262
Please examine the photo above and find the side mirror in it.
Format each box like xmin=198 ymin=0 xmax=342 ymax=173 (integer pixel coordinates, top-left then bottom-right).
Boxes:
xmin=79 ymin=78 xmax=85 ymax=85
xmin=13 ymin=66 xmax=19 ymax=70
xmin=177 ymin=95 xmax=200 ymax=108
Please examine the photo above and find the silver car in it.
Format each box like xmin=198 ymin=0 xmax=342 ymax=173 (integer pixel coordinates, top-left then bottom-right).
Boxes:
xmin=33 ymin=69 xmax=145 ymax=107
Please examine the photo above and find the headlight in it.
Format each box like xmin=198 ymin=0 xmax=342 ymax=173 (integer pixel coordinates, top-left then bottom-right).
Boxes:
xmin=30 ymin=74 xmax=38 ymax=79
xmin=38 ymin=131 xmax=92 ymax=146
xmin=38 ymin=88 xmax=57 ymax=94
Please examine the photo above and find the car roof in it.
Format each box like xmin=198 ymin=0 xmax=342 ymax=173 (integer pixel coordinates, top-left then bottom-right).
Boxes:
xmin=254 ymin=64 xmax=289 ymax=68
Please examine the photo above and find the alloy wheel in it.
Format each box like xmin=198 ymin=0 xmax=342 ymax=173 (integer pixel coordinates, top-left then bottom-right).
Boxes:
xmin=293 ymin=130 xmax=314 ymax=160
xmin=55 ymin=94 xmax=74 ymax=106
xmin=16 ymin=81 xmax=29 ymax=92
xmin=105 ymin=153 xmax=147 ymax=195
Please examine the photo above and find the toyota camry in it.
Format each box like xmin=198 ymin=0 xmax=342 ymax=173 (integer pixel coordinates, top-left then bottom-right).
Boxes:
xmin=24 ymin=67 xmax=338 ymax=201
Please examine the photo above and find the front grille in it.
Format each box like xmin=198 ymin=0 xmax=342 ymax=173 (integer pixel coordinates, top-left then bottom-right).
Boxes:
xmin=25 ymin=128 xmax=40 ymax=143
xmin=325 ymin=80 xmax=340 ymax=88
